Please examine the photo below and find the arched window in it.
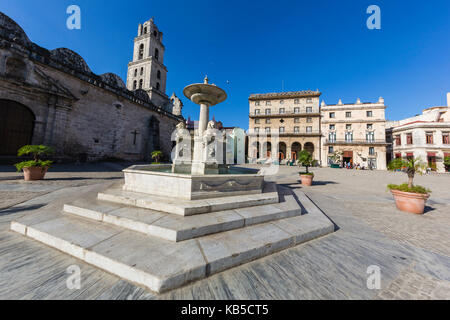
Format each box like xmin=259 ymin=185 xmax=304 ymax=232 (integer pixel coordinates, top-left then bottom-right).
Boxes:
xmin=140 ymin=67 xmax=144 ymax=75
xmin=153 ymin=31 xmax=157 ymax=37
xmin=138 ymin=44 xmax=144 ymax=60
xmin=133 ymin=80 xmax=137 ymax=90
xmin=154 ymin=48 xmax=159 ymax=61
xmin=134 ymin=69 xmax=137 ymax=77
xmin=144 ymin=27 xmax=148 ymax=34
xmin=156 ymin=82 xmax=160 ymax=91
xmin=157 ymin=70 xmax=161 ymax=80
xmin=139 ymin=79 xmax=143 ymax=89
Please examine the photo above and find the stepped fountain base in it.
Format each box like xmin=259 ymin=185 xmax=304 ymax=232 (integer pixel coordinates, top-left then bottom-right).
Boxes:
xmin=123 ymin=164 xmax=264 ymax=200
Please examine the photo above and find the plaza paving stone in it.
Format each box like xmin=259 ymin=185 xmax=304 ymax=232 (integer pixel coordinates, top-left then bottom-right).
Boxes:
xmin=0 ymin=164 xmax=449 ymax=300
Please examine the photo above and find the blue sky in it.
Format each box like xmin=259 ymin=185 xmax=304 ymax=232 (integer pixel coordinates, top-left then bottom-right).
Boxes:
xmin=1 ymin=0 xmax=449 ymax=129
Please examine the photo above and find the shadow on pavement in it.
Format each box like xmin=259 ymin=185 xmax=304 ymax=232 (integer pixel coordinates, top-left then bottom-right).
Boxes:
xmin=0 ymin=204 xmax=46 ymax=216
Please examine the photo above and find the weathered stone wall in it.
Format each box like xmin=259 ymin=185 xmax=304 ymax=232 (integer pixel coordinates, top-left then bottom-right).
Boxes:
xmin=0 ymin=11 xmax=183 ymax=162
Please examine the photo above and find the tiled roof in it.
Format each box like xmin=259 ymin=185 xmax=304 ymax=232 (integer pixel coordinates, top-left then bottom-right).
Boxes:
xmin=249 ymin=90 xmax=321 ymax=100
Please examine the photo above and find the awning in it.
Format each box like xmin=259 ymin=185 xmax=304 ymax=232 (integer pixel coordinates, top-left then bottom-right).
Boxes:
xmin=343 ymin=151 xmax=353 ymax=158
xmin=427 ymin=152 xmax=437 ymax=157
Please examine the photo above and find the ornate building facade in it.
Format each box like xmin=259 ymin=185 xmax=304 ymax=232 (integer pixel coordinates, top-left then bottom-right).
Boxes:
xmin=386 ymin=93 xmax=450 ymax=173
xmin=248 ymin=91 xmax=322 ymax=163
xmin=321 ymin=97 xmax=388 ymax=170
xmin=0 ymin=12 xmax=183 ymax=162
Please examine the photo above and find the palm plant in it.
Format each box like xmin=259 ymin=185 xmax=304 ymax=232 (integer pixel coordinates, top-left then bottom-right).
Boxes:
xmin=298 ymin=150 xmax=314 ymax=174
xmin=151 ymin=150 xmax=163 ymax=164
xmin=388 ymin=157 xmax=426 ymax=189
xmin=444 ymin=156 xmax=450 ymax=171
xmin=15 ymin=145 xmax=54 ymax=172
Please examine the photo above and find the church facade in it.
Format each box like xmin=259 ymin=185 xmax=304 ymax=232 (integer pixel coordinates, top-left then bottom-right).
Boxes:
xmin=0 ymin=13 xmax=184 ymax=162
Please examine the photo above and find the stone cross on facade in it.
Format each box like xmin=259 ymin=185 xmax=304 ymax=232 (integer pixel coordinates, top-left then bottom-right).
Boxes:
xmin=131 ymin=130 xmax=140 ymax=145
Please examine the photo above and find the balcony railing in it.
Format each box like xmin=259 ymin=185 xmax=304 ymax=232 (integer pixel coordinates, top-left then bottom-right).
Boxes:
xmin=250 ymin=111 xmax=320 ymax=118
xmin=250 ymin=130 xmax=321 ymax=136
xmin=324 ymin=139 xmax=388 ymax=145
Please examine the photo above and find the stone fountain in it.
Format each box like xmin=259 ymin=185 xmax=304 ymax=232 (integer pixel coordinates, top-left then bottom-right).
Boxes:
xmin=10 ymin=77 xmax=334 ymax=294
xmin=121 ymin=77 xmax=265 ymax=200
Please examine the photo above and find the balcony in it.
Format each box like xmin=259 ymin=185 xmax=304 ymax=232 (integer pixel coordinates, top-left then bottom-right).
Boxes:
xmin=249 ymin=111 xmax=321 ymax=118
xmin=249 ymin=130 xmax=322 ymax=137
xmin=324 ymin=139 xmax=389 ymax=146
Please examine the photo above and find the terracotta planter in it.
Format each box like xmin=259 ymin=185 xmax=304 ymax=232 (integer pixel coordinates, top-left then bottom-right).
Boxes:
xmin=23 ymin=166 xmax=48 ymax=181
xmin=300 ymin=174 xmax=314 ymax=186
xmin=390 ymin=189 xmax=430 ymax=215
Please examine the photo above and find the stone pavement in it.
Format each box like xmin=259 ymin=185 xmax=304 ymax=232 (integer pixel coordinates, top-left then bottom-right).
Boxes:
xmin=0 ymin=164 xmax=449 ymax=300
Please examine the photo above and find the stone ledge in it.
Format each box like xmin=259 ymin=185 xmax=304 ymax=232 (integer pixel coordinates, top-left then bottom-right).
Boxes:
xmin=98 ymin=182 xmax=279 ymax=216
xmin=10 ymin=190 xmax=334 ymax=294
xmin=64 ymin=190 xmax=301 ymax=242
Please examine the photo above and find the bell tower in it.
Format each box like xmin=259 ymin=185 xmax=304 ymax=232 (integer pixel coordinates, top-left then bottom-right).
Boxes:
xmin=127 ymin=18 xmax=168 ymax=107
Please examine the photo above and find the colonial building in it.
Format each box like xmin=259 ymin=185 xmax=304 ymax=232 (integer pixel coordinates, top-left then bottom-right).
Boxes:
xmin=386 ymin=93 xmax=450 ymax=173
xmin=0 ymin=12 xmax=183 ymax=162
xmin=248 ymin=91 xmax=322 ymax=163
xmin=321 ymin=98 xmax=388 ymax=170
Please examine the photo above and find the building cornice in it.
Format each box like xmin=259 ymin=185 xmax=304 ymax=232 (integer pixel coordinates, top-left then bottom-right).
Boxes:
xmin=322 ymin=104 xmax=386 ymax=111
xmin=249 ymin=91 xmax=321 ymax=101
xmin=392 ymin=122 xmax=450 ymax=132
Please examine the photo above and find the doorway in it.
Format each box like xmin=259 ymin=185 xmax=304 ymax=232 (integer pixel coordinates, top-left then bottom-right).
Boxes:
xmin=0 ymin=100 xmax=35 ymax=156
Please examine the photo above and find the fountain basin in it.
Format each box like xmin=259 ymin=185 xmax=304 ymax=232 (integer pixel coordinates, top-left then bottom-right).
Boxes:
xmin=123 ymin=165 xmax=264 ymax=200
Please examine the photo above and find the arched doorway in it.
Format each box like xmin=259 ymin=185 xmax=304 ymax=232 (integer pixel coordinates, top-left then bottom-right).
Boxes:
xmin=279 ymin=142 xmax=287 ymax=161
xmin=304 ymin=142 xmax=315 ymax=156
xmin=291 ymin=142 xmax=302 ymax=160
xmin=250 ymin=141 xmax=260 ymax=159
xmin=0 ymin=100 xmax=35 ymax=156
xmin=263 ymin=142 xmax=272 ymax=158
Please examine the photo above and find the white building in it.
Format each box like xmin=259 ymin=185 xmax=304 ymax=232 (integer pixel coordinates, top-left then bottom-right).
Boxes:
xmin=386 ymin=93 xmax=450 ymax=173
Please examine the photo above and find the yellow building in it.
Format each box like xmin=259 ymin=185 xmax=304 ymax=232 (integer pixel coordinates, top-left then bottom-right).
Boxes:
xmin=321 ymin=98 xmax=388 ymax=170
xmin=248 ymin=91 xmax=322 ymax=163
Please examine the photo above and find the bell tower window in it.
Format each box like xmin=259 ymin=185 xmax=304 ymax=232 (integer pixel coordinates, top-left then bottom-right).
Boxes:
xmin=138 ymin=44 xmax=144 ymax=60
xmin=133 ymin=81 xmax=137 ymax=90
xmin=139 ymin=79 xmax=143 ymax=89
xmin=157 ymin=70 xmax=161 ymax=80
xmin=156 ymin=82 xmax=160 ymax=91
xmin=155 ymin=48 xmax=159 ymax=61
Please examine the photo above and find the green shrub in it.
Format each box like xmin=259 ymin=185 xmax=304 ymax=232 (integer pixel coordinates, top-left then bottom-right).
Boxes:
xmin=299 ymin=172 xmax=315 ymax=176
xmin=298 ymin=150 xmax=315 ymax=174
xmin=14 ymin=145 xmax=54 ymax=172
xmin=151 ymin=150 xmax=163 ymax=164
xmin=388 ymin=184 xmax=431 ymax=195
xmin=15 ymin=160 xmax=53 ymax=172
xmin=388 ymin=157 xmax=426 ymax=189
xmin=17 ymin=145 xmax=54 ymax=160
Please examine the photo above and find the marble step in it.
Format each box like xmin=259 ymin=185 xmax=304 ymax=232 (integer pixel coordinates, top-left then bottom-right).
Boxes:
xmin=10 ymin=193 xmax=334 ymax=293
xmin=63 ymin=192 xmax=302 ymax=242
xmin=97 ymin=182 xmax=279 ymax=216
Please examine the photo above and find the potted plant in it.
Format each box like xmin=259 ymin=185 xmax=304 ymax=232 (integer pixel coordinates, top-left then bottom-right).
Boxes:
xmin=15 ymin=145 xmax=54 ymax=181
xmin=387 ymin=157 xmax=430 ymax=214
xmin=151 ymin=150 xmax=163 ymax=164
xmin=298 ymin=150 xmax=315 ymax=186
xmin=444 ymin=156 xmax=450 ymax=172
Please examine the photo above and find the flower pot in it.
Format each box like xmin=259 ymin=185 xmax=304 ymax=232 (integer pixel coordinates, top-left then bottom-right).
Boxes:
xmin=300 ymin=174 xmax=314 ymax=186
xmin=390 ymin=189 xmax=430 ymax=215
xmin=23 ymin=166 xmax=48 ymax=181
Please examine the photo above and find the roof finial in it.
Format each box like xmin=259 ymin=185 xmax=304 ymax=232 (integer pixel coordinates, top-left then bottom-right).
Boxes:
xmin=204 ymin=75 xmax=209 ymax=84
